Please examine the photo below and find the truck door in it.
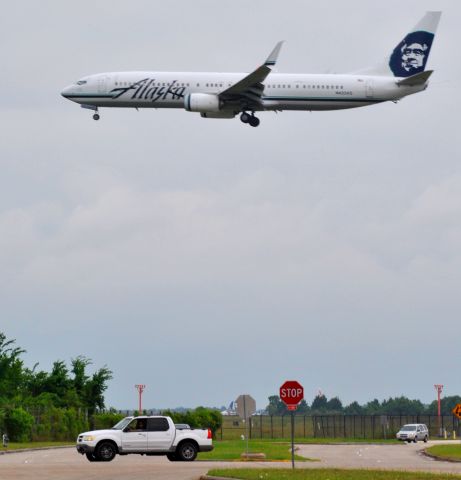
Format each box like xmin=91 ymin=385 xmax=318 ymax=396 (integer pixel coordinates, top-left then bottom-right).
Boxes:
xmin=147 ymin=417 xmax=175 ymax=451
xmin=121 ymin=418 xmax=148 ymax=451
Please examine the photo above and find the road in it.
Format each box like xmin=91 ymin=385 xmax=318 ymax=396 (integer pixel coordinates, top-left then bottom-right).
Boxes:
xmin=296 ymin=441 xmax=461 ymax=473
xmin=1 ymin=442 xmax=461 ymax=480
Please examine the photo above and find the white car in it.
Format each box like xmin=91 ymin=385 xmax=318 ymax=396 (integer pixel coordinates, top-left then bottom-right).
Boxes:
xmin=396 ymin=423 xmax=429 ymax=443
xmin=76 ymin=416 xmax=213 ymax=462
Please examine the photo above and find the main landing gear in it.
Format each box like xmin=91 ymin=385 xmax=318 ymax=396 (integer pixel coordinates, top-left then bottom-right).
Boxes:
xmin=93 ymin=113 xmax=100 ymax=121
xmin=240 ymin=112 xmax=260 ymax=127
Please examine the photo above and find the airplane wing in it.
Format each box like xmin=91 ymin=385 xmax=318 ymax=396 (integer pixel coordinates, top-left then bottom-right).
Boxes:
xmin=219 ymin=41 xmax=283 ymax=110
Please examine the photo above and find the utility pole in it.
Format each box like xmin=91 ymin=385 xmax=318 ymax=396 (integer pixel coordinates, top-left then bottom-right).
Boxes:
xmin=434 ymin=384 xmax=443 ymax=436
xmin=135 ymin=384 xmax=146 ymax=415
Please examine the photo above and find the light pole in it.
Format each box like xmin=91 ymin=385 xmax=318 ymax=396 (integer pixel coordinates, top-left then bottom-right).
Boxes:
xmin=135 ymin=384 xmax=146 ymax=415
xmin=434 ymin=384 xmax=443 ymax=436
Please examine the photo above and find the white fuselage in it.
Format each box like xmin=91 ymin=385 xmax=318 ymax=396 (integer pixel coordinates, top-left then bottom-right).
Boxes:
xmin=61 ymin=71 xmax=426 ymax=113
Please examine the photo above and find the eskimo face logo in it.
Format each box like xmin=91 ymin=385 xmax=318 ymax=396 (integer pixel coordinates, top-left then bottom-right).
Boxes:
xmin=389 ymin=31 xmax=434 ymax=77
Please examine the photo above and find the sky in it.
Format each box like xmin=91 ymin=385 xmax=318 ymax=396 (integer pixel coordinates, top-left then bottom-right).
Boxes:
xmin=1 ymin=0 xmax=460 ymax=412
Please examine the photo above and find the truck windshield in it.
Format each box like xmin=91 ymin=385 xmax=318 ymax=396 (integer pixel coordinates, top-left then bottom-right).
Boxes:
xmin=112 ymin=417 xmax=133 ymax=430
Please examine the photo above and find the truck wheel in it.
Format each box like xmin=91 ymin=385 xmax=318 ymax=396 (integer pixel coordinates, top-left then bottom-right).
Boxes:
xmin=177 ymin=442 xmax=197 ymax=461
xmin=167 ymin=453 xmax=179 ymax=461
xmin=96 ymin=441 xmax=117 ymax=461
xmin=85 ymin=452 xmax=99 ymax=462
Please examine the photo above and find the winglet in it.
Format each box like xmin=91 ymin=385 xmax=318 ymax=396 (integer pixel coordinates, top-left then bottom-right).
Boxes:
xmin=264 ymin=41 xmax=284 ymax=67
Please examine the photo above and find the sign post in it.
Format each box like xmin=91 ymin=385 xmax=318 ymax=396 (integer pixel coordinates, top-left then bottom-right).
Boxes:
xmin=280 ymin=380 xmax=304 ymax=469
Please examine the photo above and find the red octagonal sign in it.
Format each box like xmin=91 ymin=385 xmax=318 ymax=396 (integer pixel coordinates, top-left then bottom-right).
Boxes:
xmin=280 ymin=380 xmax=304 ymax=411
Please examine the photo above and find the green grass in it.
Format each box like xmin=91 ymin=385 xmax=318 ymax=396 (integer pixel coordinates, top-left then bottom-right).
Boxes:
xmin=198 ymin=440 xmax=314 ymax=461
xmin=1 ymin=441 xmax=72 ymax=451
xmin=425 ymin=444 xmax=461 ymax=462
xmin=207 ymin=468 xmax=461 ymax=480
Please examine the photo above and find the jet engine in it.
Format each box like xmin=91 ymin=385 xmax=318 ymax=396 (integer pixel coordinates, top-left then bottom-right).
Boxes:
xmin=184 ymin=93 xmax=221 ymax=113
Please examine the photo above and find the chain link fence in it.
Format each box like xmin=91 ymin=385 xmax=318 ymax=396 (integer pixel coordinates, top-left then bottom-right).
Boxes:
xmin=219 ymin=414 xmax=460 ymax=440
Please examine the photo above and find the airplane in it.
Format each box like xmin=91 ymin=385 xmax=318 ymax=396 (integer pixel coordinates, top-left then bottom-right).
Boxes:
xmin=61 ymin=11 xmax=441 ymax=127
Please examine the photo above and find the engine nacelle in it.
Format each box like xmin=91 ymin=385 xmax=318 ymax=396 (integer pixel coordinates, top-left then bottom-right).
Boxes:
xmin=184 ymin=93 xmax=220 ymax=113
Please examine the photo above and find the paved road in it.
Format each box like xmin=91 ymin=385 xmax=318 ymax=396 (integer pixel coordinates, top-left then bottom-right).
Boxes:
xmin=1 ymin=442 xmax=461 ymax=480
xmin=296 ymin=441 xmax=461 ymax=473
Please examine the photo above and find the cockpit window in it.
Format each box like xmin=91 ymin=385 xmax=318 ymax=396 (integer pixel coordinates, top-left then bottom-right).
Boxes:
xmin=76 ymin=80 xmax=87 ymax=85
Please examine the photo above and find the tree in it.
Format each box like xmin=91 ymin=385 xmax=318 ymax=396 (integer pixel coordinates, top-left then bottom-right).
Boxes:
xmin=327 ymin=397 xmax=343 ymax=413
xmin=71 ymin=356 xmax=91 ymax=397
xmin=296 ymin=399 xmax=310 ymax=414
xmin=83 ymin=366 xmax=113 ymax=416
xmin=381 ymin=396 xmax=425 ymax=415
xmin=266 ymin=395 xmax=285 ymax=415
xmin=161 ymin=407 xmax=222 ymax=435
xmin=0 ymin=333 xmax=25 ymax=399
xmin=311 ymin=394 xmax=328 ymax=412
xmin=364 ymin=398 xmax=381 ymax=414
xmin=426 ymin=395 xmax=461 ymax=415
xmin=344 ymin=401 xmax=364 ymax=415
xmin=4 ymin=407 xmax=34 ymax=442
xmin=44 ymin=361 xmax=72 ymax=404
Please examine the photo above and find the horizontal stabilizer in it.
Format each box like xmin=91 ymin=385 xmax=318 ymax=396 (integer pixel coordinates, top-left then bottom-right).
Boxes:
xmin=397 ymin=70 xmax=433 ymax=86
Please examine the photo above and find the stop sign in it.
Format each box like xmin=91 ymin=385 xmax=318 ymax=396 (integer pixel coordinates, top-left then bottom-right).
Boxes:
xmin=280 ymin=380 xmax=304 ymax=410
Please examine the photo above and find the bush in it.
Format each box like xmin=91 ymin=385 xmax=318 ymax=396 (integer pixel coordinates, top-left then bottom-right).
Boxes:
xmin=4 ymin=407 xmax=34 ymax=442
xmin=93 ymin=412 xmax=125 ymax=430
xmin=162 ymin=407 xmax=222 ymax=436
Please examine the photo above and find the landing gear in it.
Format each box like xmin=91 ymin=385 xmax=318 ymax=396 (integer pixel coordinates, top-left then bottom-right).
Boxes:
xmin=240 ymin=112 xmax=260 ymax=127
xmin=81 ymin=104 xmax=100 ymax=120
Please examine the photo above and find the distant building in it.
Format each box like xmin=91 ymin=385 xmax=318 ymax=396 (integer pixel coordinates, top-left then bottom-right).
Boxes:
xmin=235 ymin=394 xmax=256 ymax=419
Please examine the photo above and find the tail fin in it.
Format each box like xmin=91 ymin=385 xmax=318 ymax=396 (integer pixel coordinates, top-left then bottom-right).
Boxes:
xmin=360 ymin=12 xmax=441 ymax=77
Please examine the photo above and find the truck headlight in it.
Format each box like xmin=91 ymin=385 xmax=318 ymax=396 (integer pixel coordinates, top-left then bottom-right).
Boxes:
xmin=82 ymin=435 xmax=95 ymax=441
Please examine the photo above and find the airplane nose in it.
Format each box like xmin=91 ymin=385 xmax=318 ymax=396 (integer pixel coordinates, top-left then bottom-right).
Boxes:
xmin=61 ymin=85 xmax=73 ymax=98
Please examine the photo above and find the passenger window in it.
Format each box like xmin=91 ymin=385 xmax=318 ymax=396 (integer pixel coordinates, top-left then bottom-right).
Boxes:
xmin=126 ymin=419 xmax=147 ymax=432
xmin=147 ymin=418 xmax=170 ymax=432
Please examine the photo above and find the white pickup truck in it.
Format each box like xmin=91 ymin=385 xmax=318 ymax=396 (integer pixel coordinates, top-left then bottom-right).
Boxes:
xmin=76 ymin=416 xmax=213 ymax=462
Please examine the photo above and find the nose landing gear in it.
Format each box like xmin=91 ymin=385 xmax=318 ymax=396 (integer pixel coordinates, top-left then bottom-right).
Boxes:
xmin=240 ymin=112 xmax=260 ymax=127
xmin=81 ymin=104 xmax=100 ymax=121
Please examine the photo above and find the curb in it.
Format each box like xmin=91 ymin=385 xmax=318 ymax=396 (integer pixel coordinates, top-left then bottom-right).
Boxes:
xmin=0 ymin=446 xmax=73 ymax=455
xmin=421 ymin=449 xmax=461 ymax=463
xmin=200 ymin=477 xmax=237 ymax=480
